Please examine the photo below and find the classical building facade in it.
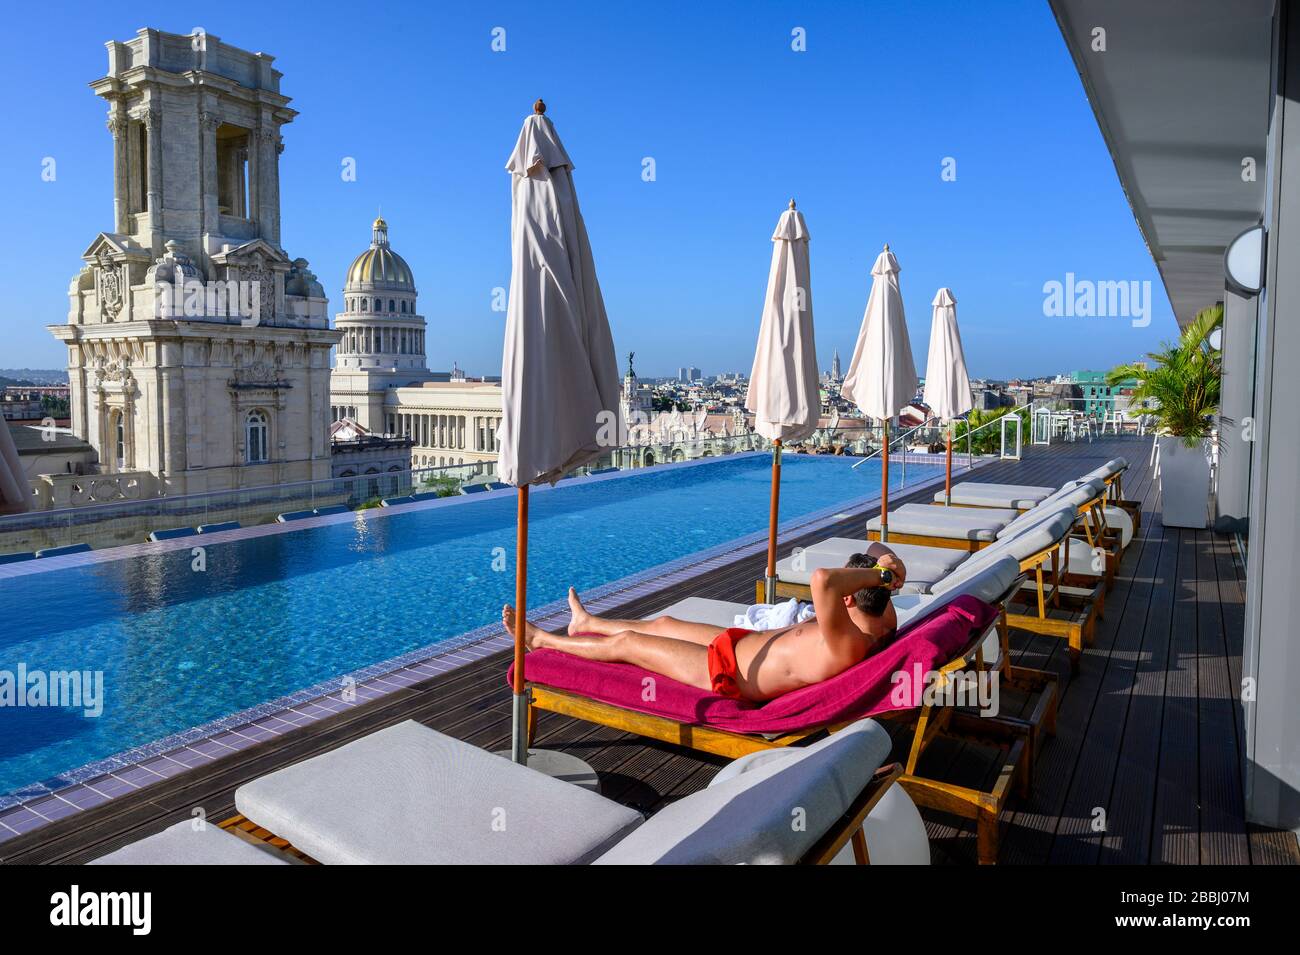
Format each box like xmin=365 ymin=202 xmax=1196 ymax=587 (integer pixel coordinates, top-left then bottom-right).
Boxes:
xmin=385 ymin=377 xmax=505 ymax=471
xmin=46 ymin=28 xmax=340 ymax=502
xmin=329 ymin=219 xmax=503 ymax=472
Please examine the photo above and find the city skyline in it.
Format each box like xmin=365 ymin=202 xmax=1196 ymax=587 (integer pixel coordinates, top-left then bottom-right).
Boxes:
xmin=4 ymin=1 xmax=1176 ymax=381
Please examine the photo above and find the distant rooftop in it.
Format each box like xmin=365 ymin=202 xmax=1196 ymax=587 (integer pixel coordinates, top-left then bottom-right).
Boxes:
xmin=8 ymin=422 xmax=91 ymax=455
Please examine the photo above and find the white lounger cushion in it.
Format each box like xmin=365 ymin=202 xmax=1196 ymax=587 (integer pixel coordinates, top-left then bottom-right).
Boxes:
xmin=996 ymin=479 xmax=1105 ymax=540
xmin=880 ymin=507 xmax=1074 ymax=598
xmin=1078 ymin=458 xmax=1128 ymax=483
xmin=932 ymin=482 xmax=1056 ymax=509
xmin=866 ymin=503 xmax=1020 ymax=542
xmin=931 ymin=456 xmax=1124 ymax=511
xmin=894 ymin=555 xmax=1023 ymax=625
xmin=932 ymin=508 xmax=1076 ymax=595
xmin=235 ymin=720 xmax=643 ymax=865
xmin=656 ymin=596 xmax=744 ymax=629
xmin=776 ymin=539 xmax=967 ymax=588
xmin=593 ymin=718 xmax=891 ymax=864
xmin=89 ymin=819 xmax=293 ymax=865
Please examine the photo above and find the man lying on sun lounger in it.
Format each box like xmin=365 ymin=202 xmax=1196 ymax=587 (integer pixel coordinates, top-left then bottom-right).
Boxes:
xmin=502 ymin=551 xmax=907 ymax=703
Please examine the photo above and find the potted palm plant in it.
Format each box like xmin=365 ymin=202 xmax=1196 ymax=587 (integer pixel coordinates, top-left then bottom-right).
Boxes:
xmin=1108 ymin=304 xmax=1222 ymax=528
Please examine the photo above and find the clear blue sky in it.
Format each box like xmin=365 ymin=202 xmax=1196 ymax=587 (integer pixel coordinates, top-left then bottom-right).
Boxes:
xmin=3 ymin=0 xmax=1176 ymax=380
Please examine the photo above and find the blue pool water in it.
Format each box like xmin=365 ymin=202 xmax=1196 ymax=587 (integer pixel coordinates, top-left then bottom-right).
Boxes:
xmin=0 ymin=453 xmax=937 ymax=796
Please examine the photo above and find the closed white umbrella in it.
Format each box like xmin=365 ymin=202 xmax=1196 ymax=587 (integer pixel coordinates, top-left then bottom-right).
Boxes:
xmin=923 ymin=288 xmax=974 ymax=505
xmin=745 ymin=199 xmax=819 ymax=601
xmin=842 ymin=245 xmax=918 ymax=541
xmin=500 ymin=100 xmax=620 ymax=766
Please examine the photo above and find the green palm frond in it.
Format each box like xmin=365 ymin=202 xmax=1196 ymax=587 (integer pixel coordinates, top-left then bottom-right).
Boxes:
xmin=1108 ymin=303 xmax=1223 ymax=446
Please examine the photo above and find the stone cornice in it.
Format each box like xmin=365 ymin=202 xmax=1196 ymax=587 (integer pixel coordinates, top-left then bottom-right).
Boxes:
xmin=91 ymin=67 xmax=297 ymax=122
xmin=48 ymin=320 xmax=342 ymax=344
xmin=334 ymin=315 xmax=427 ymax=327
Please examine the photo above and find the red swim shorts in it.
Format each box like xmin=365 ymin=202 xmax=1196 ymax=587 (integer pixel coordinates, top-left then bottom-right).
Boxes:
xmin=707 ymin=627 xmax=753 ymax=699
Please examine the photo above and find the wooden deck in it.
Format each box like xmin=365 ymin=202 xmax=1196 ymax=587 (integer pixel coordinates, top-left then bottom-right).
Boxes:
xmin=4 ymin=435 xmax=1296 ymax=865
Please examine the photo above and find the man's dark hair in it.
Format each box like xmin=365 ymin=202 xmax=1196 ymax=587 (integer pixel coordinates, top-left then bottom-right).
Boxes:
xmin=845 ymin=553 xmax=891 ymax=616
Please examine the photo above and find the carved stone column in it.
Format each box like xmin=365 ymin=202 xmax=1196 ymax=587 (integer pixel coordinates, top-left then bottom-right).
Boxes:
xmin=199 ymin=110 xmax=220 ymax=236
xmin=107 ymin=109 xmax=129 ymax=234
xmin=267 ymin=130 xmax=284 ymax=244
xmin=244 ymin=133 xmax=256 ymax=225
xmin=235 ymin=144 xmax=248 ymax=218
xmin=144 ymin=106 xmax=163 ymax=230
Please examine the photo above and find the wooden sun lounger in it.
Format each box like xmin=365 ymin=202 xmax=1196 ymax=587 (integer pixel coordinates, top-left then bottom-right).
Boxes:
xmin=526 ymin=578 xmax=1058 ymax=865
xmin=210 ymin=763 xmax=905 ymax=866
xmin=214 ymin=738 xmax=904 ymax=866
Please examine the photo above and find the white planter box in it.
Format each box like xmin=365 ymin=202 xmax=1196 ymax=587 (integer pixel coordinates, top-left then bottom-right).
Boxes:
xmin=1158 ymin=436 xmax=1211 ymax=529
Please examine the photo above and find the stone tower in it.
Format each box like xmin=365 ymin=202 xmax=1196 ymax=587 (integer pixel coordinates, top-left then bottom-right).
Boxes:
xmin=620 ymin=351 xmax=651 ymax=426
xmin=48 ymin=28 xmax=341 ymax=498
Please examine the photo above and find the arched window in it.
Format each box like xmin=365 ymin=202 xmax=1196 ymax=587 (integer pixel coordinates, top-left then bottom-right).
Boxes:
xmin=245 ymin=410 xmax=269 ymax=464
xmin=375 ymin=298 xmax=382 ymax=312
xmin=360 ymin=298 xmax=368 ymax=312
xmin=400 ymin=301 xmax=407 ymax=313
xmin=389 ymin=299 xmax=396 ymax=312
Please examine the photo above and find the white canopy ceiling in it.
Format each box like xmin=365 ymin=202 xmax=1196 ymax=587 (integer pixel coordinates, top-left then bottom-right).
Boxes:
xmin=1050 ymin=0 xmax=1273 ymax=327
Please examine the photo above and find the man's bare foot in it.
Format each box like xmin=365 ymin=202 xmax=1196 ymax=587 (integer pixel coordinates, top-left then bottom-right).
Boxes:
xmin=502 ymin=604 xmax=546 ymax=650
xmin=567 ymin=587 xmax=592 ymax=636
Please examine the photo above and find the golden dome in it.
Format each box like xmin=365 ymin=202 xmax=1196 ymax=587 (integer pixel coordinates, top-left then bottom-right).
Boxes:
xmin=346 ymin=217 xmax=415 ymax=290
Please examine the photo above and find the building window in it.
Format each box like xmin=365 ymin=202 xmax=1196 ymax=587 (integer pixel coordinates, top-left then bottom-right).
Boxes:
xmin=245 ymin=409 xmax=269 ymax=464
xmin=389 ymin=299 xmax=396 ymax=312
xmin=400 ymin=301 xmax=407 ymax=313
xmin=375 ymin=298 xmax=382 ymax=311
xmin=111 ymin=410 xmax=126 ymax=471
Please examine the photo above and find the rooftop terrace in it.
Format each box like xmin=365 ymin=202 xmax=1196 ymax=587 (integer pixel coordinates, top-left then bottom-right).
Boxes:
xmin=1 ymin=435 xmax=1295 ymax=864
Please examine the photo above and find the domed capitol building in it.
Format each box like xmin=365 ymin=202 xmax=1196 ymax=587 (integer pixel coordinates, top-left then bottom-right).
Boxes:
xmin=328 ymin=217 xmax=504 ymax=473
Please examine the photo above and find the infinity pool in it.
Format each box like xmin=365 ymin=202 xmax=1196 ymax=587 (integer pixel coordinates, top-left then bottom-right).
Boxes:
xmin=0 ymin=453 xmax=938 ymax=797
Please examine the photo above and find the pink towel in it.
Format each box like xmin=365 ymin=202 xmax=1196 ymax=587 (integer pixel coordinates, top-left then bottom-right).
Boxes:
xmin=507 ymin=595 xmax=998 ymax=735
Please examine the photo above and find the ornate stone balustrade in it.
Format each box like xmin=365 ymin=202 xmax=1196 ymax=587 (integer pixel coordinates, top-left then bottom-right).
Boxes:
xmin=30 ymin=470 xmax=157 ymax=510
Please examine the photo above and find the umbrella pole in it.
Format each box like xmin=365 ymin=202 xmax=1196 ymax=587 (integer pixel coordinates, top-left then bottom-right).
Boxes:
xmin=880 ymin=420 xmax=890 ymax=543
xmin=945 ymin=421 xmax=953 ymax=506
xmin=764 ymin=439 xmax=782 ymax=603
xmin=510 ymin=484 xmax=530 ymax=764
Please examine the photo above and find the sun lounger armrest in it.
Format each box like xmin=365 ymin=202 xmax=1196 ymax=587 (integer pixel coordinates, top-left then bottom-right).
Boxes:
xmin=798 ymin=762 xmax=903 ymax=865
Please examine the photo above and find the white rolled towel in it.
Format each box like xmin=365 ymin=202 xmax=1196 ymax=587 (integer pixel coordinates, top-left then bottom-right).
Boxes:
xmin=732 ymin=598 xmax=816 ymax=630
